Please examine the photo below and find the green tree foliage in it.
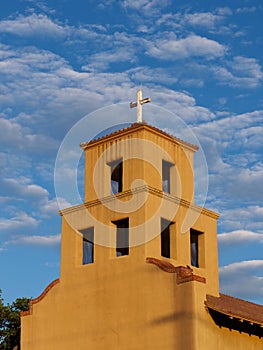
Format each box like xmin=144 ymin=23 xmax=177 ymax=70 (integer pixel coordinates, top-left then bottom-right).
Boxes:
xmin=0 ymin=290 xmax=30 ymax=350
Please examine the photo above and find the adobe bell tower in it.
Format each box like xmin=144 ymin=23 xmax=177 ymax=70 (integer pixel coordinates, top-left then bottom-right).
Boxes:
xmin=21 ymin=96 xmax=224 ymax=350
xmin=56 ymin=119 xmax=220 ymax=349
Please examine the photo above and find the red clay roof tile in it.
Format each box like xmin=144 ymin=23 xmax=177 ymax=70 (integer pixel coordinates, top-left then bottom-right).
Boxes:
xmin=205 ymin=293 xmax=263 ymax=324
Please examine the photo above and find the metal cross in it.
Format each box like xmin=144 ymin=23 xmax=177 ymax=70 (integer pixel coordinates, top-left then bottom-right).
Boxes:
xmin=130 ymin=89 xmax=151 ymax=123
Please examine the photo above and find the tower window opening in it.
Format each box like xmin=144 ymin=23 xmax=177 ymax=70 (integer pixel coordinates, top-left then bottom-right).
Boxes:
xmin=80 ymin=227 xmax=94 ymax=265
xmin=162 ymin=160 xmax=173 ymax=194
xmin=161 ymin=219 xmax=173 ymax=258
xmin=113 ymin=218 xmax=129 ymax=257
xmin=190 ymin=229 xmax=202 ymax=268
xmin=109 ymin=159 xmax=123 ymax=194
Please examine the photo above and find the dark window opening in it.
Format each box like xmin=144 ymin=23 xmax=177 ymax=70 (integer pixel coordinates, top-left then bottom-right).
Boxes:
xmin=190 ymin=229 xmax=200 ymax=267
xmin=109 ymin=159 xmax=123 ymax=194
xmin=161 ymin=219 xmax=173 ymax=258
xmin=113 ymin=218 xmax=129 ymax=257
xmin=162 ymin=160 xmax=173 ymax=194
xmin=80 ymin=227 xmax=94 ymax=265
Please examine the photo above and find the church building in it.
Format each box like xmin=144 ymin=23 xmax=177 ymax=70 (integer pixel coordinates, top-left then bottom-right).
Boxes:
xmin=21 ymin=91 xmax=263 ymax=349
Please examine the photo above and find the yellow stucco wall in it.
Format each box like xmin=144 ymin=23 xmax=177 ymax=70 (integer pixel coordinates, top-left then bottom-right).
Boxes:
xmin=21 ymin=123 xmax=263 ymax=349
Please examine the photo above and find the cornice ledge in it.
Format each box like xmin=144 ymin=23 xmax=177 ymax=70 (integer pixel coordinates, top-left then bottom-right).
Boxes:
xmin=60 ymin=185 xmax=219 ymax=220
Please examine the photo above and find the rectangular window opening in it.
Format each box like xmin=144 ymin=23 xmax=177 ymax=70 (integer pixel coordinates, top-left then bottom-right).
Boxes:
xmin=80 ymin=227 xmax=94 ymax=265
xmin=109 ymin=159 xmax=123 ymax=194
xmin=162 ymin=160 xmax=173 ymax=194
xmin=113 ymin=218 xmax=129 ymax=257
xmin=161 ymin=219 xmax=173 ymax=258
xmin=190 ymin=228 xmax=201 ymax=268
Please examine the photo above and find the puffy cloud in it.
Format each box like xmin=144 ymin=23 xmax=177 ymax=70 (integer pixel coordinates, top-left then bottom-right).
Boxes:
xmin=194 ymin=109 xmax=263 ymax=235
xmin=4 ymin=234 xmax=61 ymax=247
xmin=227 ymin=168 xmax=263 ymax=200
xmin=183 ymin=12 xmax=224 ymax=28
xmin=216 ymin=7 xmax=233 ymax=16
xmin=0 ymin=118 xmax=26 ymax=145
xmin=156 ymin=8 xmax=232 ymax=31
xmin=196 ymin=110 xmax=263 ymax=144
xmin=236 ymin=7 xmax=257 ymax=14
xmin=218 ymin=230 xmax=263 ymax=245
xmin=219 ymin=260 xmax=263 ymax=302
xmin=210 ymin=160 xmax=263 ymax=206
xmin=0 ymin=117 xmax=59 ymax=154
xmin=0 ymin=43 xmax=137 ymax=138
xmin=0 ymin=13 xmax=67 ymax=38
xmin=212 ymin=56 xmax=263 ymax=88
xmin=122 ymin=0 xmax=170 ymax=14
xmin=0 ymin=212 xmax=39 ymax=232
xmin=147 ymin=34 xmax=226 ymax=60
xmin=218 ymin=206 xmax=263 ymax=232
xmin=0 ymin=43 xmax=16 ymax=59
xmin=194 ymin=110 xmax=263 ymax=176
xmin=220 ymin=260 xmax=263 ymax=272
xmin=127 ymin=67 xmax=177 ymax=85
xmin=84 ymin=46 xmax=137 ymax=71
xmin=1 ymin=177 xmax=49 ymax=200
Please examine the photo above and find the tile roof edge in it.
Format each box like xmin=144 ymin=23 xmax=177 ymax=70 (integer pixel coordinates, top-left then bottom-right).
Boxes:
xmin=205 ymin=293 xmax=263 ymax=325
xmin=80 ymin=122 xmax=199 ymax=152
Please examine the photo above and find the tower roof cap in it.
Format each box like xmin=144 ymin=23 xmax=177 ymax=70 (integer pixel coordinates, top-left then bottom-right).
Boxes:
xmin=80 ymin=122 xmax=199 ymax=152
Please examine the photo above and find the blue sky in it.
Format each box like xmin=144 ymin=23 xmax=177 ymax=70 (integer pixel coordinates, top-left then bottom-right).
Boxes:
xmin=0 ymin=0 xmax=262 ymax=304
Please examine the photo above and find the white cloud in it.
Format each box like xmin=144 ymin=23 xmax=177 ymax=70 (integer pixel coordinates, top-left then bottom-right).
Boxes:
xmin=0 ymin=117 xmax=27 ymax=144
xmin=220 ymin=259 xmax=263 ymax=272
xmin=155 ymin=8 xmax=232 ymax=33
xmin=26 ymin=0 xmax=57 ymax=15
xmin=148 ymin=88 xmax=215 ymax=124
xmin=0 ymin=212 xmax=39 ymax=232
xmin=213 ymin=66 xmax=256 ymax=88
xmin=147 ymin=34 xmax=226 ymax=60
xmin=216 ymin=7 xmax=232 ymax=16
xmin=128 ymin=67 xmax=177 ymax=85
xmin=231 ymin=56 xmax=262 ymax=75
xmin=0 ymin=12 xmax=107 ymax=49
xmin=218 ymin=230 xmax=263 ymax=245
xmin=183 ymin=12 xmax=224 ymax=28
xmin=84 ymin=46 xmax=137 ymax=71
xmin=0 ymin=46 xmax=68 ymax=78
xmin=0 ymin=13 xmax=67 ymax=38
xmin=236 ymin=7 xmax=257 ymax=14
xmin=0 ymin=174 xmax=71 ymax=220
xmin=195 ymin=111 xmax=263 ymax=172
xmin=0 ymin=117 xmax=59 ymax=154
xmin=1 ymin=177 xmax=49 ymax=200
xmin=5 ymin=234 xmax=61 ymax=247
xmin=194 ymin=109 xmax=263 ymax=231
xmin=0 ymin=196 xmax=13 ymax=204
xmin=213 ymin=165 xmax=263 ymax=206
xmin=212 ymin=56 xmax=263 ymax=88
xmin=219 ymin=260 xmax=263 ymax=302
xmin=182 ymin=78 xmax=204 ymax=88
xmin=0 ymin=43 xmax=137 ymax=139
xmin=0 ymin=43 xmax=16 ymax=59
xmin=122 ymin=0 xmax=170 ymax=14
xmin=218 ymin=206 xmax=263 ymax=232
xmin=155 ymin=13 xmax=180 ymax=28
xmin=228 ymin=167 xmax=263 ymax=199
xmin=196 ymin=110 xmax=263 ymax=143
